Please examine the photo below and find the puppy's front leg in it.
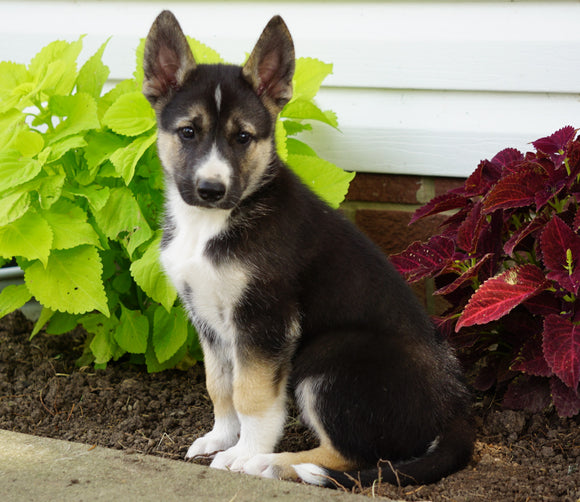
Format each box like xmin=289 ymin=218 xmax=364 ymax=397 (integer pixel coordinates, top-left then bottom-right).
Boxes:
xmin=211 ymin=357 xmax=287 ymax=471
xmin=186 ymin=342 xmax=240 ymax=459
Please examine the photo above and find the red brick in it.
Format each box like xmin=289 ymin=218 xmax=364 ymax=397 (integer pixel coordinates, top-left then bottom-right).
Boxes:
xmin=434 ymin=177 xmax=466 ymax=197
xmin=355 ymin=209 xmax=447 ymax=256
xmin=346 ymin=173 xmax=421 ymax=204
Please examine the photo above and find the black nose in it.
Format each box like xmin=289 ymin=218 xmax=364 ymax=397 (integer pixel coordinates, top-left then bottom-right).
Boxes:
xmin=197 ymin=179 xmax=226 ymax=202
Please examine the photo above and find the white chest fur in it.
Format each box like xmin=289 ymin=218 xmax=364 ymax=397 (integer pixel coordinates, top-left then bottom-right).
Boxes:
xmin=161 ymin=191 xmax=249 ymax=344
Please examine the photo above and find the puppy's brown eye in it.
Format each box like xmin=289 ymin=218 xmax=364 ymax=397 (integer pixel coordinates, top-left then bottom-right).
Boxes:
xmin=179 ymin=126 xmax=195 ymax=140
xmin=236 ymin=131 xmax=252 ymax=145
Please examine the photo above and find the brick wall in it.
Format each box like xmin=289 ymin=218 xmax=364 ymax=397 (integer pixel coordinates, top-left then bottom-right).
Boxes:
xmin=342 ymin=173 xmax=465 ymax=313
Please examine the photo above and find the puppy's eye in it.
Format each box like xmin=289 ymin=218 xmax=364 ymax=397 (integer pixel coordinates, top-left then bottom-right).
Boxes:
xmin=178 ymin=126 xmax=195 ymax=140
xmin=236 ymin=131 xmax=253 ymax=145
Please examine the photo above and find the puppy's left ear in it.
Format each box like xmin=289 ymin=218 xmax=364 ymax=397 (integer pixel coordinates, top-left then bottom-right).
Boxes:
xmin=242 ymin=16 xmax=295 ymax=115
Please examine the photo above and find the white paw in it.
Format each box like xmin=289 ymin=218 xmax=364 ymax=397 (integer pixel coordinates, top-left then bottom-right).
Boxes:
xmin=243 ymin=453 xmax=278 ymax=478
xmin=185 ymin=431 xmax=238 ymax=459
xmin=210 ymin=444 xmax=254 ymax=472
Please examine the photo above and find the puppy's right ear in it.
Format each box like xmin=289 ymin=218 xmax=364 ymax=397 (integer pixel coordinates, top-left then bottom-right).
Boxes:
xmin=143 ymin=10 xmax=196 ymax=106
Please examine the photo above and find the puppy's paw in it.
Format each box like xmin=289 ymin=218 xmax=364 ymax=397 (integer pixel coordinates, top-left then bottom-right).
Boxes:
xmin=185 ymin=430 xmax=238 ymax=460
xmin=210 ymin=444 xmax=259 ymax=472
xmin=243 ymin=453 xmax=279 ymax=479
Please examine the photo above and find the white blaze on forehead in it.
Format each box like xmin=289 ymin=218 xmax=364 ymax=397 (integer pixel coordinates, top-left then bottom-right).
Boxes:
xmin=214 ymin=84 xmax=222 ymax=113
xmin=196 ymin=144 xmax=232 ymax=186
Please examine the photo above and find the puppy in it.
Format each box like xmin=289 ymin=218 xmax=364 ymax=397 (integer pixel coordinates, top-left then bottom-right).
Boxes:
xmin=143 ymin=10 xmax=474 ymax=487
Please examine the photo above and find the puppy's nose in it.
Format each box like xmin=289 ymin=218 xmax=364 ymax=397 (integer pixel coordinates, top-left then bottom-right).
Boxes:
xmin=197 ymin=179 xmax=226 ymax=202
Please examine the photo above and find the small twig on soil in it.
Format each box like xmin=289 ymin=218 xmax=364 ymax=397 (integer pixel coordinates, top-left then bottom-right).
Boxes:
xmin=38 ymin=389 xmax=56 ymax=417
xmin=67 ymin=403 xmax=75 ymax=422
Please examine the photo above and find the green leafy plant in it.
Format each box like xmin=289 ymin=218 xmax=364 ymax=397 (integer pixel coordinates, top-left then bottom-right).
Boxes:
xmin=0 ymin=35 xmax=353 ymax=371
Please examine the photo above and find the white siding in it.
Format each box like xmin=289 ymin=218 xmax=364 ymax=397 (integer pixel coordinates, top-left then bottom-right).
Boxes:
xmin=1 ymin=0 xmax=580 ymax=177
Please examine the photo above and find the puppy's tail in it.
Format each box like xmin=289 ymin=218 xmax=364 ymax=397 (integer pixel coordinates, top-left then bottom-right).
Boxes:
xmin=293 ymin=419 xmax=474 ymax=489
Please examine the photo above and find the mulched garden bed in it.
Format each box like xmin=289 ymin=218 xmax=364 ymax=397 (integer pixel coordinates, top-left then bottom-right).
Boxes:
xmin=1 ymin=311 xmax=579 ymax=501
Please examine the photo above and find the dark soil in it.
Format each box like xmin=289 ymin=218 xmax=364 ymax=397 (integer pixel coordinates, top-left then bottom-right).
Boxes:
xmin=1 ymin=311 xmax=579 ymax=501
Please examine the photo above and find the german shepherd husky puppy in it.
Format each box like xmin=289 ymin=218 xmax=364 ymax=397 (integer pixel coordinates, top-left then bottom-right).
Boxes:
xmin=143 ymin=10 xmax=474 ymax=488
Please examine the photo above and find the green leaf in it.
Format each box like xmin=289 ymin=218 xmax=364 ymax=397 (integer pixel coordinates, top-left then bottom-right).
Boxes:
xmin=0 ymin=62 xmax=30 ymax=97
xmin=45 ymin=311 xmax=79 ymax=335
xmin=29 ymin=38 xmax=83 ymax=97
xmin=286 ymin=138 xmax=317 ymax=157
xmin=98 ymin=78 xmax=138 ymax=120
xmin=283 ymin=120 xmax=312 ymax=136
xmin=83 ymin=131 xmax=129 ymax=172
xmin=188 ymin=37 xmax=225 ymax=64
xmin=130 ymin=231 xmax=177 ymax=311
xmin=275 ymin=118 xmax=288 ymax=162
xmin=49 ymin=92 xmax=100 ymax=142
xmin=65 ymin=184 xmax=110 ymax=212
xmin=45 ymin=135 xmax=87 ymax=163
xmin=102 ymin=91 xmax=155 ymax=136
xmin=81 ymin=312 xmax=118 ymax=364
xmin=25 ymin=245 xmax=109 ymax=316
xmin=77 ymin=39 xmax=110 ymax=99
xmin=10 ymin=130 xmax=44 ymax=157
xmin=0 ymin=209 xmax=52 ymax=265
xmin=35 ymin=173 xmax=66 ymax=210
xmin=0 ymin=190 xmax=30 ymax=226
xmin=287 ymin=154 xmax=355 ymax=209
xmin=0 ymin=151 xmax=41 ymax=191
xmin=110 ymin=131 xmax=156 ymax=184
xmin=0 ymin=284 xmax=32 ymax=318
xmin=282 ymin=99 xmax=338 ymax=129
xmin=115 ymin=305 xmax=149 ymax=354
xmin=152 ymin=305 xmax=188 ymax=363
xmin=40 ymin=199 xmax=100 ymax=250
xmin=31 ymin=306 xmax=55 ymax=339
xmin=292 ymin=58 xmax=333 ymax=102
xmin=0 ymin=62 xmax=32 ymax=111
xmin=94 ymin=186 xmax=151 ymax=241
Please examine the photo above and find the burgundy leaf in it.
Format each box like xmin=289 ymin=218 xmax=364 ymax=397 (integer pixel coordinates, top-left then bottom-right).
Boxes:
xmin=409 ymin=191 xmax=467 ymax=224
xmin=535 ymin=167 xmax=569 ymax=210
xmin=456 ymin=200 xmax=485 ymax=253
xmin=503 ymin=214 xmax=547 ymax=256
xmin=503 ymin=375 xmax=551 ymax=412
xmin=482 ymin=167 xmax=546 ymax=214
xmin=574 ymin=207 xmax=580 ymax=232
xmin=550 ymin=376 xmax=580 ymax=418
xmin=435 ymin=253 xmax=493 ymax=296
xmin=390 ymin=235 xmax=455 ymax=283
xmin=540 ymin=215 xmax=580 ymax=294
xmin=543 ymin=314 xmax=580 ymax=391
xmin=455 ymin=264 xmax=549 ymax=331
xmin=532 ymin=126 xmax=577 ymax=156
xmin=463 ymin=159 xmax=502 ymax=197
xmin=523 ymin=292 xmax=562 ymax=317
xmin=511 ymin=336 xmax=552 ymax=377
xmin=491 ymin=148 xmax=524 ymax=173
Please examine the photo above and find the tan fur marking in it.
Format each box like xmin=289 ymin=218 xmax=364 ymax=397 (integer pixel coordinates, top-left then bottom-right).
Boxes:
xmin=233 ymin=360 xmax=286 ymax=417
xmin=203 ymin=347 xmax=234 ymax=418
xmin=273 ymin=443 xmax=356 ymax=480
xmin=240 ymin=137 xmax=273 ymax=199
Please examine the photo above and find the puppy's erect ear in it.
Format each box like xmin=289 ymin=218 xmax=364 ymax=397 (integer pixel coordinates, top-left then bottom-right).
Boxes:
xmin=143 ymin=10 xmax=196 ymax=106
xmin=242 ymin=16 xmax=295 ymax=115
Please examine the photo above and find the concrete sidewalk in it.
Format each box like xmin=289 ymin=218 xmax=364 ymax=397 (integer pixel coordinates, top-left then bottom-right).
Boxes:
xmin=0 ymin=430 xmax=397 ymax=501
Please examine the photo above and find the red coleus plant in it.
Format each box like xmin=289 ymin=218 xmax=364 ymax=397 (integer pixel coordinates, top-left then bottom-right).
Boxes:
xmin=391 ymin=126 xmax=580 ymax=417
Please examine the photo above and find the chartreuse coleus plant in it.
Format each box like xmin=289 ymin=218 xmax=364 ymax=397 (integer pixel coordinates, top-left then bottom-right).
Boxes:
xmin=0 ymin=36 xmax=353 ymax=371
xmin=391 ymin=127 xmax=580 ymax=417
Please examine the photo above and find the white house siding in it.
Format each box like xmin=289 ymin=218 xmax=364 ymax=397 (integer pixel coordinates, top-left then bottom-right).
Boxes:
xmin=1 ymin=0 xmax=579 ymax=177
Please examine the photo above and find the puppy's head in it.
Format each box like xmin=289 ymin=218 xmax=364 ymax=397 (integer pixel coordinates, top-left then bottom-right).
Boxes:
xmin=143 ymin=11 xmax=295 ymax=209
